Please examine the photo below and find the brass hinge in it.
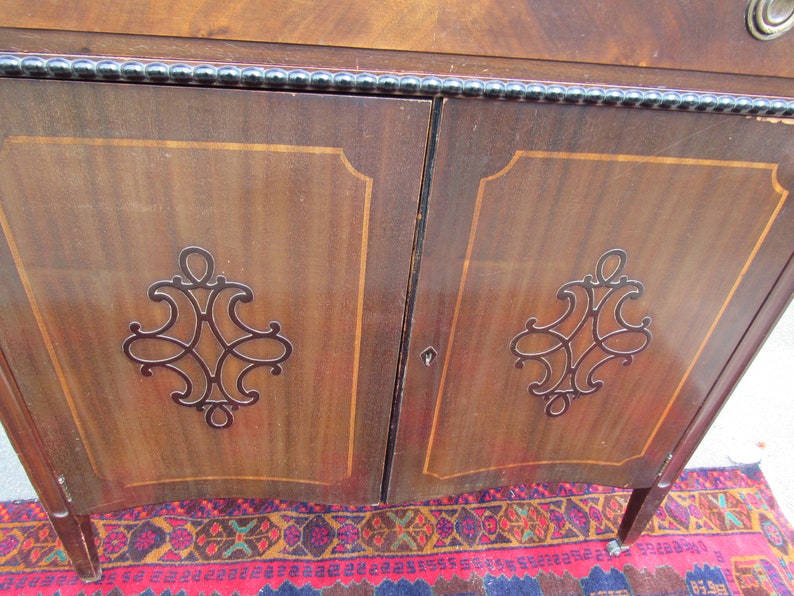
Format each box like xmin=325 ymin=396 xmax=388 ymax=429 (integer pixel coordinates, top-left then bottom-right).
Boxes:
xmin=57 ymin=475 xmax=73 ymax=503
xmin=657 ymin=453 xmax=674 ymax=478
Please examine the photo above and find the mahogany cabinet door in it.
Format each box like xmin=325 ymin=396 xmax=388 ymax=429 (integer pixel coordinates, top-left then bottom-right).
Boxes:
xmin=0 ymin=79 xmax=431 ymax=509
xmin=387 ymin=98 xmax=794 ymax=503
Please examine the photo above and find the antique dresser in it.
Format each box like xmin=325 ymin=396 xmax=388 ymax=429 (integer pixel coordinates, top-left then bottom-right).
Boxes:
xmin=1 ymin=0 xmax=793 ymax=581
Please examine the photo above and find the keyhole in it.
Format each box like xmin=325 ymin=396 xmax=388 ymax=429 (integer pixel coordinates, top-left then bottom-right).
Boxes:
xmin=421 ymin=346 xmax=438 ymax=367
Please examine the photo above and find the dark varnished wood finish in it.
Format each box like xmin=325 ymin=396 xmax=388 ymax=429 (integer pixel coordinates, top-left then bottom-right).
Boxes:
xmin=0 ymin=349 xmax=100 ymax=580
xmin=387 ymin=98 xmax=794 ymax=503
xmin=1 ymin=0 xmax=794 ymax=582
xmin=0 ymin=80 xmax=430 ymax=516
xmin=1 ymin=0 xmax=792 ymax=79
xmin=2 ymin=28 xmax=793 ymax=100
xmin=617 ymin=252 xmax=794 ymax=547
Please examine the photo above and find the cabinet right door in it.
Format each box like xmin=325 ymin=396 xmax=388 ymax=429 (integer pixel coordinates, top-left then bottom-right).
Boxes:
xmin=387 ymin=98 xmax=794 ymax=503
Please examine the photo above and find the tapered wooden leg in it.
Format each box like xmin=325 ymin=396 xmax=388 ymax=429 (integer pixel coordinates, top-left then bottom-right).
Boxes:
xmin=48 ymin=511 xmax=101 ymax=581
xmin=607 ymin=482 xmax=672 ymax=556
xmin=0 ymin=353 xmax=102 ymax=580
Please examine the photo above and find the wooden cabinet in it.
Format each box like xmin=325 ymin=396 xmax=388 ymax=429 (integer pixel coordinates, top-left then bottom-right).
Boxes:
xmin=1 ymin=0 xmax=793 ymax=581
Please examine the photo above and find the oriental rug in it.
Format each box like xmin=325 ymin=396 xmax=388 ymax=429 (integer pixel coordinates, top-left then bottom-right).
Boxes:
xmin=0 ymin=466 xmax=791 ymax=595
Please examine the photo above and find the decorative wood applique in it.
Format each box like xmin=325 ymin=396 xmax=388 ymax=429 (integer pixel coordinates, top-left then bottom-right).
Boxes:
xmin=509 ymin=249 xmax=652 ymax=417
xmin=123 ymin=246 xmax=293 ymax=429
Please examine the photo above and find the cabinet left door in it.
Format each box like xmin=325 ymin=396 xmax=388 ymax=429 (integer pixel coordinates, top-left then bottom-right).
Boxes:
xmin=0 ymin=79 xmax=431 ymax=510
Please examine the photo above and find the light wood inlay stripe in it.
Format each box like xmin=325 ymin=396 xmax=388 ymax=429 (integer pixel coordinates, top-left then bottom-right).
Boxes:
xmin=424 ymin=151 xmax=789 ymax=479
xmin=0 ymin=136 xmax=373 ymax=487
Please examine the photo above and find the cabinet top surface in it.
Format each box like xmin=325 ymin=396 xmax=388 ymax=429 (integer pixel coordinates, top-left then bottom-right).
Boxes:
xmin=1 ymin=0 xmax=793 ymax=80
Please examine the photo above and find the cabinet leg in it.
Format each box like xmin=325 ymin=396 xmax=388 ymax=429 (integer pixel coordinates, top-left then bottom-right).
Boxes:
xmin=49 ymin=512 xmax=101 ymax=581
xmin=0 ymin=351 xmax=102 ymax=580
xmin=614 ymin=483 xmax=671 ymax=550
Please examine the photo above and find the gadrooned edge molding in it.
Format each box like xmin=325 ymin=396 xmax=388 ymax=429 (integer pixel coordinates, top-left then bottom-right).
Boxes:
xmin=1 ymin=54 xmax=793 ymax=116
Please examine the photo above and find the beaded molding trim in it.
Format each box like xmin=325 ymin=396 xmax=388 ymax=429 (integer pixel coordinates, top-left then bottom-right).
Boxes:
xmin=2 ymin=54 xmax=793 ymax=115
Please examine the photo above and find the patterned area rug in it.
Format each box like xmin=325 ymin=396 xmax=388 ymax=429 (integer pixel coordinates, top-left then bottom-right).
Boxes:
xmin=0 ymin=466 xmax=791 ymax=595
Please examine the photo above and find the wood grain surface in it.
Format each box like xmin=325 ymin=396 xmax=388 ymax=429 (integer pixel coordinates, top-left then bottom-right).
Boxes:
xmin=387 ymin=98 xmax=794 ymax=503
xmin=1 ymin=2 xmax=793 ymax=579
xmin=0 ymin=79 xmax=431 ymax=509
xmin=1 ymin=0 xmax=792 ymax=79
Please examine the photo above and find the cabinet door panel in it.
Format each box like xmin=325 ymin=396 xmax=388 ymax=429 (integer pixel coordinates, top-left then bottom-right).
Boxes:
xmin=388 ymin=98 xmax=793 ymax=502
xmin=0 ymin=79 xmax=431 ymax=508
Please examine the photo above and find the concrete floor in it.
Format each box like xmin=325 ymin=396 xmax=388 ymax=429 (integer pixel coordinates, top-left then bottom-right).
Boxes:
xmin=688 ymin=299 xmax=794 ymax=524
xmin=1 ymin=302 xmax=793 ymax=524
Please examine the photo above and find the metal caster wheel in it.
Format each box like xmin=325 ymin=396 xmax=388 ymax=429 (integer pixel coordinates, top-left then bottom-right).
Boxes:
xmin=606 ymin=539 xmax=629 ymax=557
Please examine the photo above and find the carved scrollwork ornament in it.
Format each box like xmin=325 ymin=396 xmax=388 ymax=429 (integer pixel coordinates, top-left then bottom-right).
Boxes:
xmin=746 ymin=0 xmax=794 ymax=39
xmin=122 ymin=246 xmax=293 ymax=429
xmin=509 ymin=249 xmax=652 ymax=418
